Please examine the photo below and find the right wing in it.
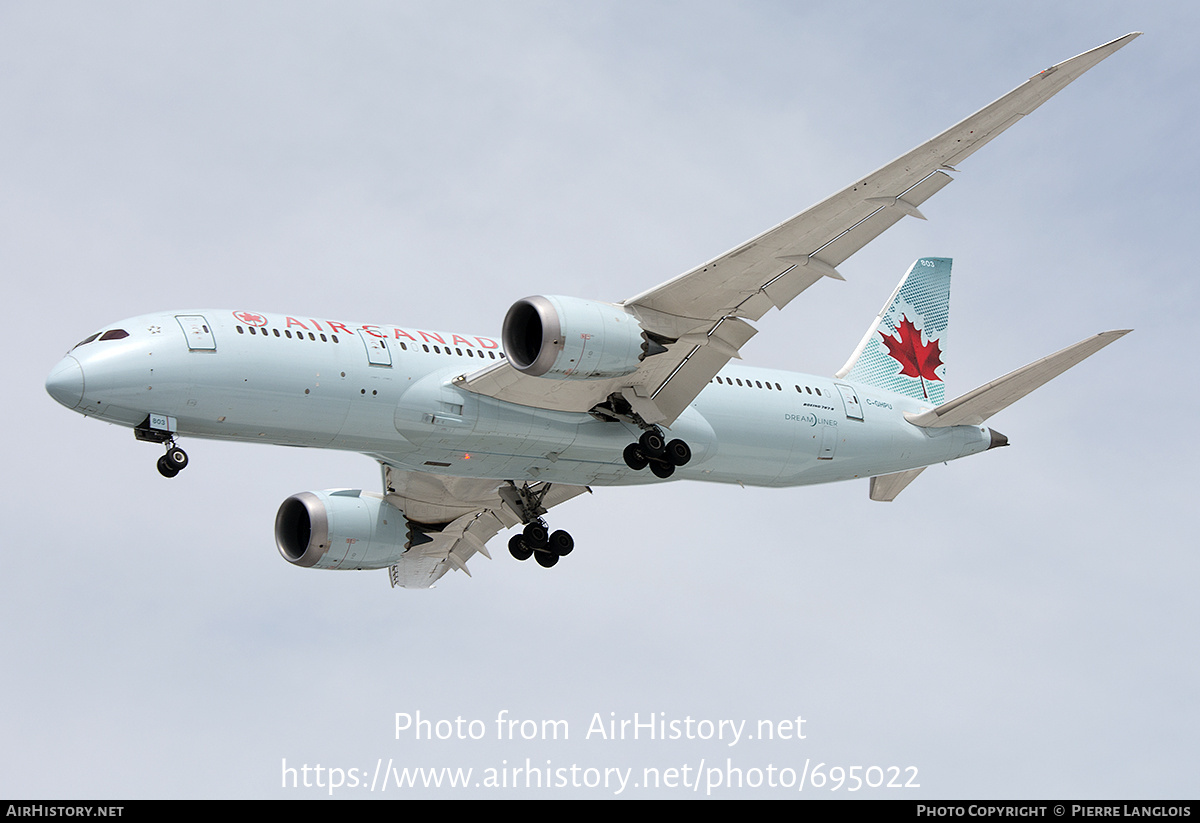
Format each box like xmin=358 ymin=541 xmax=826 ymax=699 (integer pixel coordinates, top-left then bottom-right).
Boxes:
xmin=623 ymin=32 xmax=1142 ymax=326
xmin=460 ymin=33 xmax=1141 ymax=427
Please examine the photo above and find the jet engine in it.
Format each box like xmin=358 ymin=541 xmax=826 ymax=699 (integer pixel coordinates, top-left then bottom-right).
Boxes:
xmin=502 ymin=295 xmax=664 ymax=380
xmin=274 ymin=489 xmax=410 ymax=570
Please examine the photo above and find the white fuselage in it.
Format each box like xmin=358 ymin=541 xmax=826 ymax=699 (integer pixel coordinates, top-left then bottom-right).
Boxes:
xmin=47 ymin=310 xmax=993 ymax=488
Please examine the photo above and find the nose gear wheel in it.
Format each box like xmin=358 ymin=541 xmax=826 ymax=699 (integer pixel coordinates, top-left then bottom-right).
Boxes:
xmin=155 ymin=440 xmax=189 ymax=478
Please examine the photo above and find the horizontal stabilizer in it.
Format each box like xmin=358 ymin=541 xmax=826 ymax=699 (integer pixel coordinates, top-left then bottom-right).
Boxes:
xmin=869 ymin=468 xmax=927 ymax=502
xmin=904 ymin=330 xmax=1130 ymax=428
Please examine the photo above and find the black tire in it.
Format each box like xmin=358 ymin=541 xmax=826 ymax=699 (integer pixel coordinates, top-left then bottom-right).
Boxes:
xmin=666 ymin=439 xmax=691 ymax=466
xmin=156 ymin=455 xmax=179 ymax=478
xmin=639 ymin=430 xmax=666 ymax=457
xmin=650 ymin=460 xmax=675 ymax=479
xmin=165 ymin=446 xmax=188 ymax=471
xmin=623 ymin=443 xmax=649 ymax=471
xmin=523 ymin=522 xmax=549 ymax=548
xmin=549 ymin=530 xmax=574 ymax=556
xmin=535 ymin=551 xmax=560 ymax=568
xmin=508 ymin=535 xmax=533 ymax=561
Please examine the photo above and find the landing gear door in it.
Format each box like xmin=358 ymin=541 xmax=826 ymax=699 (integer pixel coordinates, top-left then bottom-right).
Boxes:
xmin=175 ymin=315 xmax=216 ymax=351
xmin=835 ymin=383 xmax=863 ymax=421
xmin=357 ymin=329 xmax=392 ymax=366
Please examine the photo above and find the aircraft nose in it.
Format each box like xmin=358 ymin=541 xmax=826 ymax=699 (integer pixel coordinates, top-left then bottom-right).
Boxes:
xmin=46 ymin=356 xmax=84 ymax=409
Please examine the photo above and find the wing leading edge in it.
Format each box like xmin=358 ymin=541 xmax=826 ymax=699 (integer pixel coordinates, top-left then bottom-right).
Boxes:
xmin=460 ymin=33 xmax=1141 ymax=427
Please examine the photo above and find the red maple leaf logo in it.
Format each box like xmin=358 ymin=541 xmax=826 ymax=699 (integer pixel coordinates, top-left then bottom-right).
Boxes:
xmin=879 ymin=315 xmax=943 ymax=399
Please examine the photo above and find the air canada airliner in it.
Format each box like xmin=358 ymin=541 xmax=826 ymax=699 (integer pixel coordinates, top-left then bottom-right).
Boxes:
xmin=45 ymin=34 xmax=1139 ymax=589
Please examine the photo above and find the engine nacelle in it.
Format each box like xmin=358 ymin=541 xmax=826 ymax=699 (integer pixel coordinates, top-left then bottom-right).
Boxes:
xmin=274 ymin=489 xmax=410 ymax=570
xmin=502 ymin=295 xmax=648 ymax=380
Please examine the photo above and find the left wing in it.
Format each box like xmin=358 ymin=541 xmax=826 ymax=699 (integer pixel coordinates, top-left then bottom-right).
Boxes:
xmin=460 ymin=33 xmax=1139 ymax=427
xmin=381 ymin=465 xmax=589 ymax=588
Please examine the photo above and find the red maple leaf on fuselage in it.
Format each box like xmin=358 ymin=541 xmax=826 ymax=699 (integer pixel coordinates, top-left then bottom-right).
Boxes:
xmin=879 ymin=315 xmax=943 ymax=399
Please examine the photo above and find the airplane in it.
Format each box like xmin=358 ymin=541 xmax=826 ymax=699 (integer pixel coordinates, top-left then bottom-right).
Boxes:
xmin=45 ymin=33 xmax=1138 ymax=589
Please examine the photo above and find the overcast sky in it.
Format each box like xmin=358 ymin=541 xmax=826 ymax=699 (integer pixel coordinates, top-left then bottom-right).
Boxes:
xmin=2 ymin=1 xmax=1196 ymax=799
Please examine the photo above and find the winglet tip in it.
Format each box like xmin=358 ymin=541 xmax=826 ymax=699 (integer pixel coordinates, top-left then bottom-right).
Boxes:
xmin=1046 ymin=31 xmax=1143 ymax=76
xmin=1107 ymin=32 xmax=1143 ymax=48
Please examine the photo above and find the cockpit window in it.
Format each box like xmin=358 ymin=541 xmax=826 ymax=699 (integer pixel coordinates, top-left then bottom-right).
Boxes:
xmin=71 ymin=328 xmax=131 ymax=351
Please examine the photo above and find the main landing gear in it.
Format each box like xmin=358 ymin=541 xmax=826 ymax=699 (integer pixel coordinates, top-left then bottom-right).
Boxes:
xmin=501 ymin=481 xmax=575 ymax=569
xmin=508 ymin=523 xmax=575 ymax=568
xmin=622 ymin=428 xmax=691 ymax=479
xmin=587 ymin=393 xmax=691 ymax=480
xmin=156 ymin=442 xmax=189 ymax=478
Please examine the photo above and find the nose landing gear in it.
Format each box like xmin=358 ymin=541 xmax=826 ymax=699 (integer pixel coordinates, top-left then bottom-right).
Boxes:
xmin=156 ymin=443 xmax=189 ymax=478
xmin=134 ymin=416 xmax=189 ymax=479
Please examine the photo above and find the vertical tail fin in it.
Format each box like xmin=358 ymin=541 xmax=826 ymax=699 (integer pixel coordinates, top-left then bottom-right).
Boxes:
xmin=835 ymin=256 xmax=952 ymax=405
